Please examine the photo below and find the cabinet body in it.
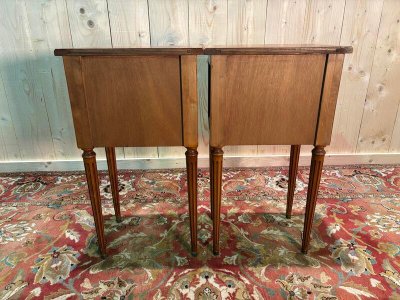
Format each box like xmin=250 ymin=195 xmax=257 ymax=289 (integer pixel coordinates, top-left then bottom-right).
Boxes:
xmin=206 ymin=46 xmax=351 ymax=254
xmin=55 ymin=48 xmax=200 ymax=257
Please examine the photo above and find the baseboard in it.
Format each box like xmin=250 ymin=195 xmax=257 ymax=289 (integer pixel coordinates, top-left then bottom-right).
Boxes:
xmin=0 ymin=153 xmax=399 ymax=172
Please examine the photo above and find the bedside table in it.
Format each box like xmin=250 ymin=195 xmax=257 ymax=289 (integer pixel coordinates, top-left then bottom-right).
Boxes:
xmin=206 ymin=45 xmax=352 ymax=255
xmin=55 ymin=48 xmax=201 ymax=257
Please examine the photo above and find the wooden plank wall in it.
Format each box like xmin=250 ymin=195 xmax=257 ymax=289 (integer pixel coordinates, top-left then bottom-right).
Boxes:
xmin=0 ymin=0 xmax=399 ymax=167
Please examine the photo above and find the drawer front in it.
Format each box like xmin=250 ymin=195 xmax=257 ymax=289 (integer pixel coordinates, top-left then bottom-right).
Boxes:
xmin=210 ymin=54 xmax=326 ymax=147
xmin=82 ymin=56 xmax=183 ymax=147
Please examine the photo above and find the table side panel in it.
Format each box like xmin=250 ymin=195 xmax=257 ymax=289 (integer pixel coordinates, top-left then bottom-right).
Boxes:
xmin=63 ymin=56 xmax=93 ymax=149
xmin=210 ymin=54 xmax=326 ymax=147
xmin=82 ymin=56 xmax=183 ymax=147
xmin=181 ymin=55 xmax=198 ymax=148
xmin=315 ymin=54 xmax=345 ymax=145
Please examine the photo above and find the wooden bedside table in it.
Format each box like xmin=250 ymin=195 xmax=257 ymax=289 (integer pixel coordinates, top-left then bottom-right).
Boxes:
xmin=55 ymin=48 xmax=202 ymax=258
xmin=206 ymin=45 xmax=353 ymax=255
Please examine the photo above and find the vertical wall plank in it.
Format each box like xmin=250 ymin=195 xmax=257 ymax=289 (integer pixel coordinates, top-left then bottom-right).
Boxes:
xmin=148 ymin=0 xmax=189 ymax=46
xmin=225 ymin=0 xmax=267 ymax=156
xmin=330 ymin=0 xmax=384 ymax=153
xmin=227 ymin=0 xmax=267 ymax=45
xmin=148 ymin=0 xmax=189 ymax=158
xmin=66 ymin=0 xmax=112 ymax=47
xmin=196 ymin=55 xmax=210 ymax=156
xmin=390 ymin=110 xmax=400 ymax=151
xmin=357 ymin=0 xmax=400 ymax=152
xmin=0 ymin=0 xmax=56 ymax=160
xmin=0 ymin=78 xmax=8 ymax=160
xmin=0 ymin=128 xmax=5 ymax=161
xmin=107 ymin=0 xmax=150 ymax=47
xmin=0 ymin=72 xmax=20 ymax=160
xmin=302 ymin=0 xmax=346 ymax=44
xmin=107 ymin=0 xmax=158 ymax=159
xmin=189 ymin=0 xmax=228 ymax=156
xmin=188 ymin=0 xmax=228 ymax=46
xmin=24 ymin=0 xmax=81 ymax=159
xmin=264 ymin=0 xmax=307 ymax=44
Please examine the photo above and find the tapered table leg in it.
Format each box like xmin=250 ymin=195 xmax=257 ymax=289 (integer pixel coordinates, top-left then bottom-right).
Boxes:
xmin=302 ymin=146 xmax=325 ymax=254
xmin=82 ymin=148 xmax=106 ymax=258
xmin=105 ymin=147 xmax=121 ymax=223
xmin=186 ymin=147 xmax=198 ymax=256
xmin=211 ymin=147 xmax=223 ymax=255
xmin=286 ymin=145 xmax=301 ymax=219
xmin=209 ymin=147 xmax=214 ymax=220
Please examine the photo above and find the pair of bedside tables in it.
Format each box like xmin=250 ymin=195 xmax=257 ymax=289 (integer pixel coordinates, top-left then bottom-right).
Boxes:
xmin=55 ymin=45 xmax=352 ymax=258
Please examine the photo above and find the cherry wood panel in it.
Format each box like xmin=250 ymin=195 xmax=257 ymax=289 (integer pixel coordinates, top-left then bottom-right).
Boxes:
xmin=63 ymin=56 xmax=93 ymax=149
xmin=82 ymin=56 xmax=183 ymax=147
xmin=286 ymin=145 xmax=301 ymax=219
xmin=315 ymin=54 xmax=345 ymax=145
xmin=185 ymin=147 xmax=198 ymax=256
xmin=210 ymin=147 xmax=223 ymax=256
xmin=210 ymin=54 xmax=326 ymax=147
xmin=82 ymin=148 xmax=106 ymax=258
xmin=302 ymin=146 xmax=326 ymax=254
xmin=181 ymin=55 xmax=198 ymax=148
xmin=105 ymin=147 xmax=121 ymax=223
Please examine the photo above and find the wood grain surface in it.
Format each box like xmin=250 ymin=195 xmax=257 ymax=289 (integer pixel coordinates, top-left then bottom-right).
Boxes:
xmin=82 ymin=56 xmax=183 ymax=147
xmin=315 ymin=54 xmax=345 ymax=145
xmin=210 ymin=54 xmax=326 ymax=147
xmin=63 ymin=56 xmax=93 ymax=149
xmin=181 ymin=55 xmax=199 ymax=148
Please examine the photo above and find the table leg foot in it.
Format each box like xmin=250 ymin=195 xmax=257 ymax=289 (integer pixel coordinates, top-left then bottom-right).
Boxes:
xmin=186 ymin=147 xmax=198 ymax=256
xmin=286 ymin=145 xmax=301 ymax=219
xmin=82 ymin=148 xmax=106 ymax=258
xmin=209 ymin=146 xmax=214 ymax=220
xmin=301 ymin=146 xmax=325 ymax=253
xmin=105 ymin=147 xmax=121 ymax=222
xmin=211 ymin=147 xmax=223 ymax=255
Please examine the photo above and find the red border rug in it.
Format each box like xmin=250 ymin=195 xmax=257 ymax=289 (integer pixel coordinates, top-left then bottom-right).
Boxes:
xmin=0 ymin=165 xmax=400 ymax=299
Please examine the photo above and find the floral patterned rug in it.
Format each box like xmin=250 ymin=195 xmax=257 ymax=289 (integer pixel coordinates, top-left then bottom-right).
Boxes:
xmin=0 ymin=165 xmax=400 ymax=299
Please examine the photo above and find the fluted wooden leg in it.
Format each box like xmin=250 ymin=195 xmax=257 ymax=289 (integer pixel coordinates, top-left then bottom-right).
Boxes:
xmin=186 ymin=147 xmax=198 ymax=256
xmin=82 ymin=149 xmax=106 ymax=258
xmin=105 ymin=147 xmax=121 ymax=223
xmin=302 ymin=146 xmax=325 ymax=254
xmin=209 ymin=146 xmax=214 ymax=220
xmin=211 ymin=147 xmax=223 ymax=255
xmin=286 ymin=145 xmax=301 ymax=219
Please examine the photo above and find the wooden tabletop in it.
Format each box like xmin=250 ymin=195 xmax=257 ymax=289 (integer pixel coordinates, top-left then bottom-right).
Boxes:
xmin=204 ymin=45 xmax=353 ymax=55
xmin=54 ymin=47 xmax=204 ymax=56
xmin=55 ymin=45 xmax=352 ymax=56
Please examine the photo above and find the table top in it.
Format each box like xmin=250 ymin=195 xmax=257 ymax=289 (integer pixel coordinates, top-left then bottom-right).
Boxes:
xmin=54 ymin=48 xmax=203 ymax=56
xmin=54 ymin=45 xmax=352 ymax=56
xmin=204 ymin=45 xmax=352 ymax=55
